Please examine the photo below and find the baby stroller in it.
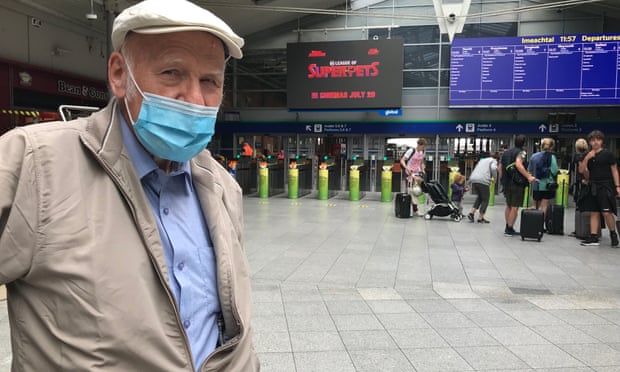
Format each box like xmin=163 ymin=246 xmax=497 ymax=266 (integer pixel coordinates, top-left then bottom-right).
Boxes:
xmin=420 ymin=180 xmax=462 ymax=222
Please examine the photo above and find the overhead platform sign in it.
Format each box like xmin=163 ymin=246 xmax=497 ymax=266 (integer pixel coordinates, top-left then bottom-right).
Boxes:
xmin=449 ymin=33 xmax=620 ymax=107
xmin=217 ymin=120 xmax=620 ymax=136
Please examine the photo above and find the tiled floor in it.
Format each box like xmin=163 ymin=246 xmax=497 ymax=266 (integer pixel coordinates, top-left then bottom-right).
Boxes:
xmin=2 ymin=191 xmax=620 ymax=371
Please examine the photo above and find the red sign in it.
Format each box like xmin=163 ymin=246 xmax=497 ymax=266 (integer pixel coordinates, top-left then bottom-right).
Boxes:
xmin=7 ymin=60 xmax=108 ymax=102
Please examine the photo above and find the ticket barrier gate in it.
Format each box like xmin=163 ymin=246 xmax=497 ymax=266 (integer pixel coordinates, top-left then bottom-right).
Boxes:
xmin=347 ymin=158 xmax=367 ymax=200
xmin=318 ymin=163 xmax=340 ymax=200
xmin=258 ymin=159 xmax=285 ymax=198
xmin=381 ymin=163 xmax=393 ymax=202
xmin=234 ymin=156 xmax=257 ymax=195
xmin=288 ymin=162 xmax=313 ymax=199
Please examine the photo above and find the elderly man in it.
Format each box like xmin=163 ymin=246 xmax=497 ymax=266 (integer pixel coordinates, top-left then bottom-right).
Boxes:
xmin=0 ymin=0 xmax=258 ymax=370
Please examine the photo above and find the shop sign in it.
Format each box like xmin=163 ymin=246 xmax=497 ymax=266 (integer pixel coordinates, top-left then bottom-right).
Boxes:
xmin=57 ymin=80 xmax=108 ymax=101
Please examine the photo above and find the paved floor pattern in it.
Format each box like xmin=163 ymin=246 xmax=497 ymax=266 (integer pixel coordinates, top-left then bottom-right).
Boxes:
xmin=1 ymin=192 xmax=620 ymax=371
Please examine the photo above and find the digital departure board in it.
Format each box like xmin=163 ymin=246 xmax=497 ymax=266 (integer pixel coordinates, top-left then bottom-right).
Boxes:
xmin=449 ymin=33 xmax=620 ymax=107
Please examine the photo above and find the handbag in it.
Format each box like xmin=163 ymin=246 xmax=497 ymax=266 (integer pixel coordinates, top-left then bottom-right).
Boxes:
xmin=547 ymin=181 xmax=559 ymax=192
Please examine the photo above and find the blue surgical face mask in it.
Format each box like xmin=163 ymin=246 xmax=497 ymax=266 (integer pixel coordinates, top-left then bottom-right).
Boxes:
xmin=124 ymin=65 xmax=219 ymax=162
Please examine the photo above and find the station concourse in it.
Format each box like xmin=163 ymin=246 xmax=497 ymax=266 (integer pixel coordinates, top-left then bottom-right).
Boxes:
xmin=3 ymin=191 xmax=619 ymax=371
xmin=2 ymin=0 xmax=620 ymax=371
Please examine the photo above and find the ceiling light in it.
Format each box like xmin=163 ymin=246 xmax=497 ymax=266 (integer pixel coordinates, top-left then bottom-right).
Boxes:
xmin=85 ymin=0 xmax=97 ymax=20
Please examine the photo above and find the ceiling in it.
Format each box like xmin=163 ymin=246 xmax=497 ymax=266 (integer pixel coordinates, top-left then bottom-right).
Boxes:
xmin=11 ymin=0 xmax=348 ymax=39
xmin=10 ymin=0 xmax=620 ymax=43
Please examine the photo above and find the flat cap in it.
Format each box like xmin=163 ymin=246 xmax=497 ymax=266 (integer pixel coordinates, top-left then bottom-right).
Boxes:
xmin=111 ymin=0 xmax=244 ymax=59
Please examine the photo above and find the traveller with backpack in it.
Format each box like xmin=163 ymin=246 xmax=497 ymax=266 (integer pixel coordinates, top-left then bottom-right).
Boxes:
xmin=499 ymin=135 xmax=536 ymax=236
xmin=528 ymin=138 xmax=559 ymax=216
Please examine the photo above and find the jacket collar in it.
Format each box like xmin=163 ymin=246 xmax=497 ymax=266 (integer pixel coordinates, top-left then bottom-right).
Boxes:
xmin=80 ymin=98 xmax=124 ymax=167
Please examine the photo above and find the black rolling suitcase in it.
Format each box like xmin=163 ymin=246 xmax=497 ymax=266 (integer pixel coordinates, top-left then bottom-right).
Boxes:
xmin=395 ymin=193 xmax=412 ymax=218
xmin=521 ymin=208 xmax=544 ymax=241
xmin=545 ymin=204 xmax=564 ymax=235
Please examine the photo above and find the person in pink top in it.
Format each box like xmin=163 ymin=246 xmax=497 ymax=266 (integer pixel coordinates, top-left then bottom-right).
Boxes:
xmin=400 ymin=138 xmax=427 ymax=216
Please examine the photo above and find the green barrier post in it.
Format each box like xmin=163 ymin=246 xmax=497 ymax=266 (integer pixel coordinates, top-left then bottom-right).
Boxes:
xmin=381 ymin=170 xmax=392 ymax=202
xmin=318 ymin=168 xmax=328 ymax=200
xmin=259 ymin=167 xmax=269 ymax=198
xmin=288 ymin=168 xmax=299 ymax=199
xmin=349 ymin=169 xmax=360 ymax=201
xmin=555 ymin=171 xmax=569 ymax=207
xmin=489 ymin=180 xmax=496 ymax=206
xmin=523 ymin=184 xmax=530 ymax=208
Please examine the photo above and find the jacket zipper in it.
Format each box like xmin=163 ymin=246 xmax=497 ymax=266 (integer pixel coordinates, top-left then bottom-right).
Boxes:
xmin=89 ymin=147 xmax=197 ymax=372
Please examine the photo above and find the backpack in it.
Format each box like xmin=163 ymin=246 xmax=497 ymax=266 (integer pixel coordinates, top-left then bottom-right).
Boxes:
xmin=534 ymin=152 xmax=553 ymax=180
xmin=403 ymin=148 xmax=413 ymax=163
xmin=404 ymin=147 xmax=423 ymax=165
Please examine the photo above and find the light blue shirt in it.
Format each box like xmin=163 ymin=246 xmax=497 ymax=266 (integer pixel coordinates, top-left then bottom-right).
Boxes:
xmin=119 ymin=114 xmax=220 ymax=370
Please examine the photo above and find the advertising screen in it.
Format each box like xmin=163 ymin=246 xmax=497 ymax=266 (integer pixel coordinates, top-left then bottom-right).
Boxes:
xmin=287 ymin=39 xmax=404 ymax=110
xmin=449 ymin=33 xmax=620 ymax=107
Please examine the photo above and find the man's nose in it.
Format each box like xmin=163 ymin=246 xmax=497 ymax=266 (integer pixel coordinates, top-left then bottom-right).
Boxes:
xmin=181 ymin=81 xmax=206 ymax=106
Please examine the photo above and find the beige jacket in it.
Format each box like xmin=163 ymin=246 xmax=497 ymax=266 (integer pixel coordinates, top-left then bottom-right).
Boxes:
xmin=0 ymin=99 xmax=258 ymax=371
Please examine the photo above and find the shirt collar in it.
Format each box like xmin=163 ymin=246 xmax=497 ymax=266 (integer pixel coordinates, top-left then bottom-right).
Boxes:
xmin=118 ymin=109 xmax=191 ymax=180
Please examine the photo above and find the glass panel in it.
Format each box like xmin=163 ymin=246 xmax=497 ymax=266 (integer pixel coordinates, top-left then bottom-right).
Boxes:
xmin=369 ymin=25 xmax=440 ymax=43
xmin=236 ymin=74 xmax=286 ymax=90
xmin=236 ymin=49 xmax=287 ymax=74
xmin=227 ymin=49 xmax=288 ymax=93
xmin=403 ymin=71 xmax=438 ymax=88
xmin=404 ymin=44 xmax=439 ymax=69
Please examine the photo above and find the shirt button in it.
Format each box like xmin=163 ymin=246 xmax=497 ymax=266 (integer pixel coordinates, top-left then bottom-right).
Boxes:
xmin=183 ymin=320 xmax=191 ymax=329
xmin=177 ymin=262 xmax=185 ymax=271
xmin=163 ymin=207 xmax=169 ymax=215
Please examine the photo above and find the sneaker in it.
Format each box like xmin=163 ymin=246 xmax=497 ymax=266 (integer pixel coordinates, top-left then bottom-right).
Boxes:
xmin=611 ymin=231 xmax=619 ymax=247
xmin=477 ymin=218 xmax=490 ymax=224
xmin=580 ymin=236 xmax=600 ymax=246
xmin=504 ymin=227 xmax=517 ymax=236
xmin=467 ymin=213 xmax=474 ymax=222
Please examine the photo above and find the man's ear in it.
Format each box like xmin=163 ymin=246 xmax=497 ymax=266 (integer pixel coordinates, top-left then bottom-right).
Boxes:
xmin=108 ymin=51 xmax=127 ymax=99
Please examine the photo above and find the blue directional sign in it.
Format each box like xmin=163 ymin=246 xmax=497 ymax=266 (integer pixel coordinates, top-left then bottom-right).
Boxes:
xmin=216 ymin=120 xmax=620 ymax=136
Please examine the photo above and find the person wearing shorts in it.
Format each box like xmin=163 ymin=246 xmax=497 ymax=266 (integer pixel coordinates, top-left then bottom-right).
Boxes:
xmin=499 ymin=135 xmax=536 ymax=236
xmin=579 ymin=130 xmax=620 ymax=247
xmin=528 ymin=138 xmax=559 ymax=226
